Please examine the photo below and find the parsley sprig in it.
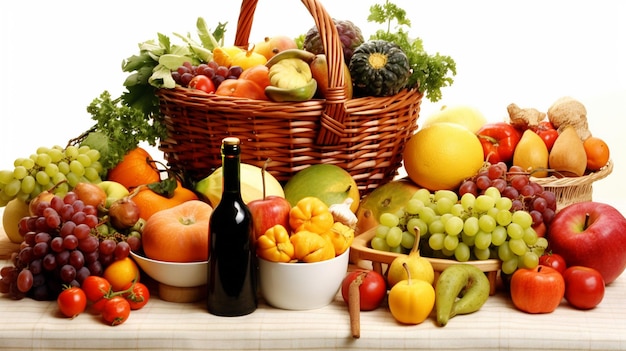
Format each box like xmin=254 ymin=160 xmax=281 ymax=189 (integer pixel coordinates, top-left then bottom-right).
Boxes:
xmin=76 ymin=91 xmax=167 ymax=171
xmin=368 ymin=1 xmax=456 ymax=102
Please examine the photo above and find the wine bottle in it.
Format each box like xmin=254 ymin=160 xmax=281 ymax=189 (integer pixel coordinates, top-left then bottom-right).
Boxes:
xmin=207 ymin=137 xmax=257 ymax=316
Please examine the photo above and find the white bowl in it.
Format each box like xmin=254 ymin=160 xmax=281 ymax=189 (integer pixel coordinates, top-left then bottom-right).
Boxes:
xmin=258 ymin=249 xmax=350 ymax=310
xmin=130 ymin=251 xmax=207 ymax=288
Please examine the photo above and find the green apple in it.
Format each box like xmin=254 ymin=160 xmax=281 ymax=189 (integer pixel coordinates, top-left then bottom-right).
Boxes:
xmin=97 ymin=181 xmax=130 ymax=208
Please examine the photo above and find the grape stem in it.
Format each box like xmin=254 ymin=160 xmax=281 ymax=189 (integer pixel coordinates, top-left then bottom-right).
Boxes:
xmin=66 ymin=126 xmax=98 ymax=148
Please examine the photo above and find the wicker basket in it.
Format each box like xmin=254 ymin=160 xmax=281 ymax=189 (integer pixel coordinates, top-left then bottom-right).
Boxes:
xmin=156 ymin=0 xmax=423 ymax=194
xmin=531 ymin=159 xmax=613 ymax=211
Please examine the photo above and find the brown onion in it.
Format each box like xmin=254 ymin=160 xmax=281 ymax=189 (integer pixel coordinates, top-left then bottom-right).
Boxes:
xmin=109 ymin=197 xmax=141 ymax=230
xmin=73 ymin=182 xmax=107 ymax=209
xmin=28 ymin=191 xmax=55 ymax=216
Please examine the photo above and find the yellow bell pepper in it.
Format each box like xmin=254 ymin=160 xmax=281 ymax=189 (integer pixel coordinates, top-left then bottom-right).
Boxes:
xmin=289 ymin=196 xmax=334 ymax=234
xmin=212 ymin=46 xmax=244 ymax=68
xmin=321 ymin=222 xmax=355 ymax=256
xmin=256 ymin=224 xmax=295 ymax=263
xmin=290 ymin=231 xmax=335 ymax=263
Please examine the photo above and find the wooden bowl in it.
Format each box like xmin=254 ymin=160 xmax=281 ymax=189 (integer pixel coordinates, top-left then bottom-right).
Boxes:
xmin=350 ymin=228 xmax=501 ymax=295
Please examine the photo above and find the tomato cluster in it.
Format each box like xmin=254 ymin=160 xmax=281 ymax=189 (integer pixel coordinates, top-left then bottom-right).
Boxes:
xmin=510 ymin=252 xmax=605 ymax=313
xmin=57 ymin=275 xmax=150 ymax=326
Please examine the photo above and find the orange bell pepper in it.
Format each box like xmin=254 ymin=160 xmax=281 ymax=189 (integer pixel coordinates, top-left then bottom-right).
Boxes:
xmin=256 ymin=224 xmax=295 ymax=263
xmin=290 ymin=231 xmax=335 ymax=263
xmin=321 ymin=222 xmax=355 ymax=256
xmin=289 ymin=196 xmax=334 ymax=235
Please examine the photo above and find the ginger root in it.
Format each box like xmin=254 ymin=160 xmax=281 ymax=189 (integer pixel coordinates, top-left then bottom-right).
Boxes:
xmin=507 ymin=103 xmax=546 ymax=130
xmin=547 ymin=96 xmax=592 ymax=141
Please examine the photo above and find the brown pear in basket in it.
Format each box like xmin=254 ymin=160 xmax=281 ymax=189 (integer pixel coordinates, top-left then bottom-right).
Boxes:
xmin=548 ymin=125 xmax=588 ymax=177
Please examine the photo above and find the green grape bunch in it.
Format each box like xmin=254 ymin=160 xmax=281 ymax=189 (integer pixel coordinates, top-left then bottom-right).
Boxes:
xmin=371 ymin=187 xmax=548 ymax=275
xmin=0 ymin=145 xmax=103 ymax=206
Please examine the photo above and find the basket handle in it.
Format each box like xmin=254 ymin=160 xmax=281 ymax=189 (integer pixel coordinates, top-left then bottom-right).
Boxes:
xmin=234 ymin=0 xmax=349 ymax=145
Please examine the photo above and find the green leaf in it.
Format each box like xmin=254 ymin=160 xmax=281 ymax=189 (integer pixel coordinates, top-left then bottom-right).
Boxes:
xmin=149 ymin=65 xmax=176 ymax=88
xmin=147 ymin=176 xmax=177 ymax=198
xmin=158 ymin=54 xmax=192 ymax=70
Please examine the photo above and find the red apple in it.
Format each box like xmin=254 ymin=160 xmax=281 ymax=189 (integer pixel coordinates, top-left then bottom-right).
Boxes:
xmin=248 ymin=195 xmax=292 ymax=245
xmin=547 ymin=201 xmax=626 ymax=284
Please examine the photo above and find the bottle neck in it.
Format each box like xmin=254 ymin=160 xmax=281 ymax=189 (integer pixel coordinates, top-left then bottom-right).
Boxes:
xmin=221 ymin=148 xmax=241 ymax=195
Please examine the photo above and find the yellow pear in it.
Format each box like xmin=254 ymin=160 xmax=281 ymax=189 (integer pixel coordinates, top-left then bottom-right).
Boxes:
xmin=2 ymin=198 xmax=30 ymax=243
xmin=386 ymin=229 xmax=434 ymax=288
xmin=548 ymin=125 xmax=588 ymax=176
xmin=513 ymin=129 xmax=549 ymax=177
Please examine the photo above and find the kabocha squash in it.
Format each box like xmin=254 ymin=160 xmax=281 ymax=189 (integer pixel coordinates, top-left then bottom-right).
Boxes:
xmin=349 ymin=40 xmax=410 ymax=97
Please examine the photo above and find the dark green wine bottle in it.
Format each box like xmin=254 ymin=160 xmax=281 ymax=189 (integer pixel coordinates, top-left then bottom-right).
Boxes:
xmin=207 ymin=137 xmax=257 ymax=316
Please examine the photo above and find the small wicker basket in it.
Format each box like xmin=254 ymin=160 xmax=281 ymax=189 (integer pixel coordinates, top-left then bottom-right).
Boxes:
xmin=156 ymin=0 xmax=423 ymax=194
xmin=532 ymin=159 xmax=613 ymax=211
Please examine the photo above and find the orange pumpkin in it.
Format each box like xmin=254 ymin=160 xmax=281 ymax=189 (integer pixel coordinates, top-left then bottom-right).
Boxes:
xmin=141 ymin=200 xmax=213 ymax=262
xmin=132 ymin=180 xmax=199 ymax=221
xmin=107 ymin=147 xmax=160 ymax=189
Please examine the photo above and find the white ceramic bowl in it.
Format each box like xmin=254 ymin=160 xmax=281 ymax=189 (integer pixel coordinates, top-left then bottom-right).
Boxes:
xmin=258 ymin=249 xmax=350 ymax=310
xmin=130 ymin=251 xmax=207 ymax=288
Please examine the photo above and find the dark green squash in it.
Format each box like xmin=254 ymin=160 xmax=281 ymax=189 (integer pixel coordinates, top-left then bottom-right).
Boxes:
xmin=348 ymin=40 xmax=411 ymax=97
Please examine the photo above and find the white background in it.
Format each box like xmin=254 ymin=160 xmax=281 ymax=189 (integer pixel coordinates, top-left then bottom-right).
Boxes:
xmin=1 ymin=0 xmax=624 ymax=210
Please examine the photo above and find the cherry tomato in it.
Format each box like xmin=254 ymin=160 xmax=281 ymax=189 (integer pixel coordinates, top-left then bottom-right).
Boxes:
xmin=102 ymin=296 xmax=131 ymax=326
xmin=57 ymin=286 xmax=87 ymax=318
xmin=476 ymin=122 xmax=522 ymax=164
xmin=82 ymin=276 xmax=112 ymax=303
xmin=92 ymin=296 xmax=109 ymax=313
xmin=563 ymin=266 xmax=605 ymax=310
xmin=188 ymin=75 xmax=216 ymax=94
xmin=534 ymin=121 xmax=559 ymax=152
xmin=538 ymin=252 xmax=567 ymax=275
xmin=340 ymin=269 xmax=387 ymax=311
xmin=123 ymin=282 xmax=150 ymax=310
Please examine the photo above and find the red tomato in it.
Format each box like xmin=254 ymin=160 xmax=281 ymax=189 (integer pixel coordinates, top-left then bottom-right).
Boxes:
xmin=563 ymin=266 xmax=605 ymax=310
xmin=538 ymin=252 xmax=567 ymax=275
xmin=534 ymin=121 xmax=559 ymax=152
xmin=57 ymin=286 xmax=87 ymax=318
xmin=476 ymin=122 xmax=522 ymax=164
xmin=510 ymin=265 xmax=565 ymax=314
xmin=123 ymin=282 xmax=150 ymax=310
xmin=341 ymin=269 xmax=387 ymax=311
xmin=92 ymin=297 xmax=108 ymax=313
xmin=82 ymin=276 xmax=112 ymax=303
xmin=102 ymin=296 xmax=131 ymax=326
xmin=188 ymin=75 xmax=216 ymax=94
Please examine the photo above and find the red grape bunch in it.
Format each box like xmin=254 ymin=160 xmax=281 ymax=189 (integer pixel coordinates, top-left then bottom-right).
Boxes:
xmin=0 ymin=191 xmax=139 ymax=301
xmin=172 ymin=61 xmax=243 ymax=89
xmin=458 ymin=161 xmax=557 ymax=229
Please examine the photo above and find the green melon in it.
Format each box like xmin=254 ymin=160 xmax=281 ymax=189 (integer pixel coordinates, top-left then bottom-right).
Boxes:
xmin=355 ymin=178 xmax=421 ymax=234
xmin=283 ymin=164 xmax=360 ymax=213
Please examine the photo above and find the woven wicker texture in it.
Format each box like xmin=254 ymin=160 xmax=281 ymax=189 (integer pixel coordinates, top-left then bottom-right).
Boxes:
xmin=157 ymin=0 xmax=423 ymax=194
xmin=532 ymin=159 xmax=613 ymax=210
